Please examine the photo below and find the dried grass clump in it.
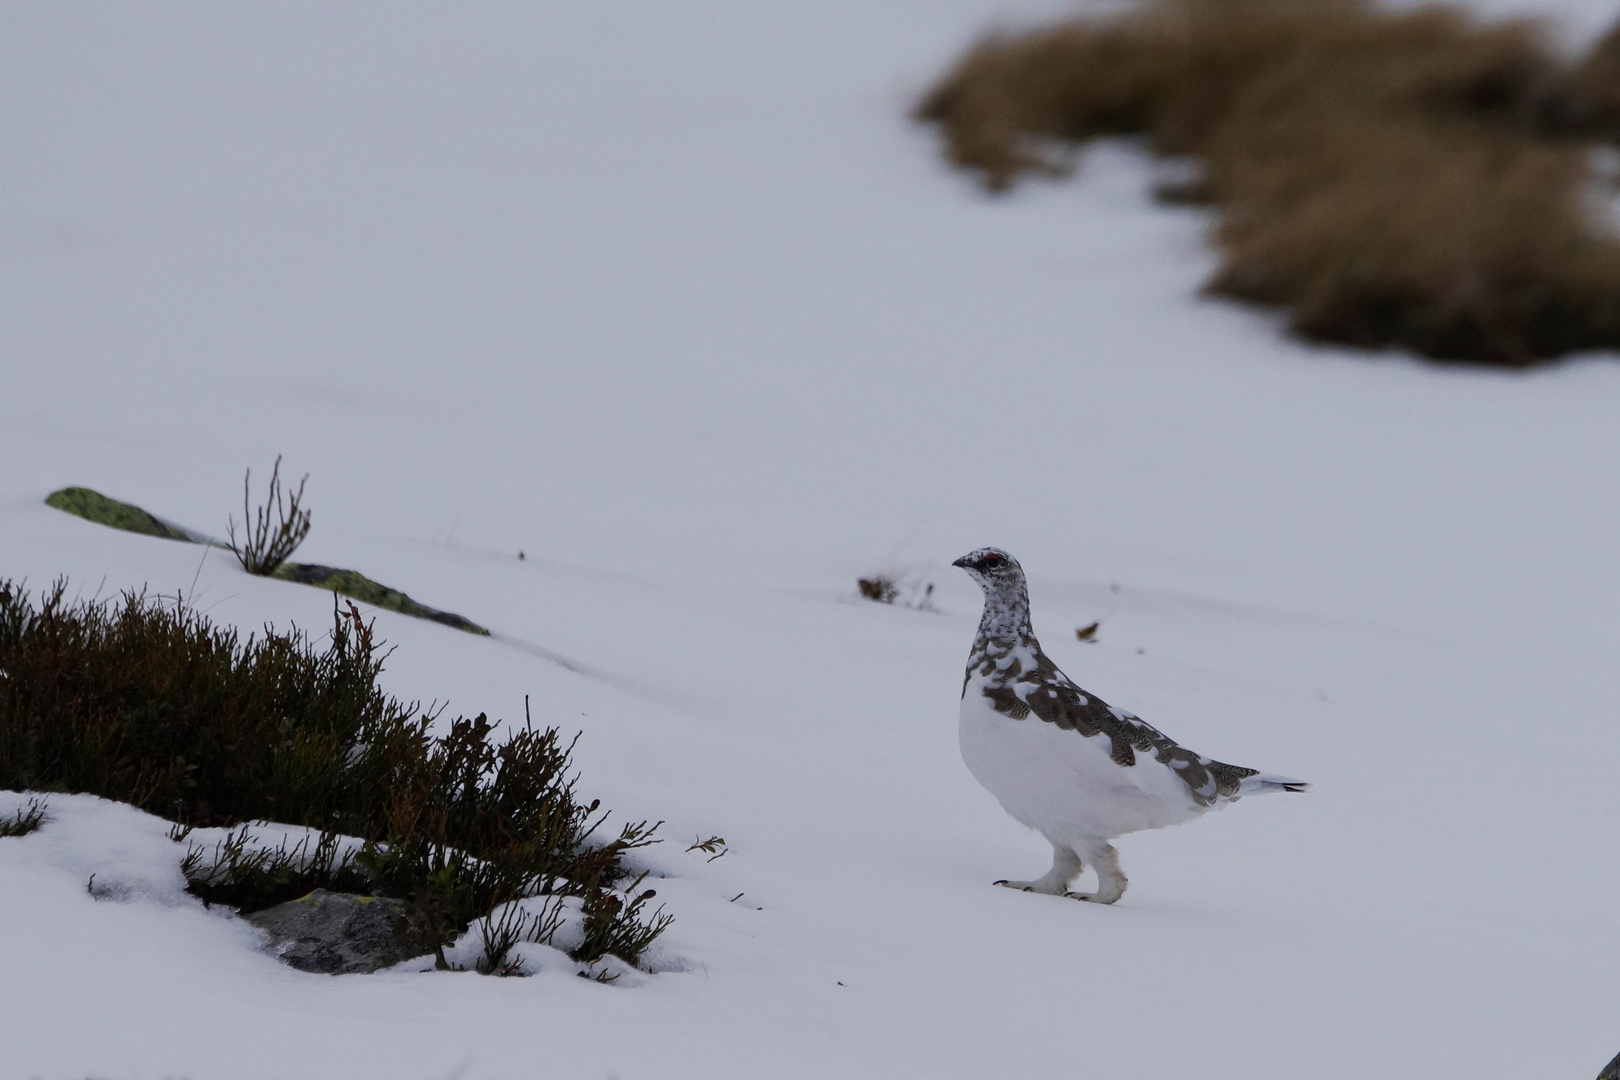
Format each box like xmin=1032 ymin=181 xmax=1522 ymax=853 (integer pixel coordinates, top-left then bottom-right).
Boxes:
xmin=915 ymin=0 xmax=1620 ymax=365
xmin=0 ymin=580 xmax=671 ymax=969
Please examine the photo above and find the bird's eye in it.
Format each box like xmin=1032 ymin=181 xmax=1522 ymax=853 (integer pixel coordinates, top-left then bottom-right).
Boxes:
xmin=982 ymin=553 xmax=1004 ymax=566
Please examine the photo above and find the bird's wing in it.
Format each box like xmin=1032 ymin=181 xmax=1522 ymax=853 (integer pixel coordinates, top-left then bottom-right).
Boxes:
xmin=982 ymin=649 xmax=1257 ymax=807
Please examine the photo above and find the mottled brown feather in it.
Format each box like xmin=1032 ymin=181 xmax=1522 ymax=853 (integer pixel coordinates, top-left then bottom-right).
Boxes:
xmin=969 ymin=646 xmax=1257 ymax=806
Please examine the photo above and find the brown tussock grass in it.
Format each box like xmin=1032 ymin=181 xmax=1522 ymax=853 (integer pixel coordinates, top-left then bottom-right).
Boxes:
xmin=915 ymin=0 xmax=1620 ymax=365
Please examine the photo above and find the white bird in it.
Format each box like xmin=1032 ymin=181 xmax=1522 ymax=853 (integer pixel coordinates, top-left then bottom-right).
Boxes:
xmin=952 ymin=547 xmax=1306 ymax=904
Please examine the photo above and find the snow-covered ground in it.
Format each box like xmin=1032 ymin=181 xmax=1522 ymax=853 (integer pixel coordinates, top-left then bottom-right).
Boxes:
xmin=3 ymin=1 xmax=1618 ymax=1077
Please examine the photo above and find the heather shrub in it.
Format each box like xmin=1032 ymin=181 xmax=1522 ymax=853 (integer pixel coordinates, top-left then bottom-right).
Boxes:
xmin=0 ymin=580 xmax=670 ymax=969
xmin=229 ymin=456 xmax=311 ymax=575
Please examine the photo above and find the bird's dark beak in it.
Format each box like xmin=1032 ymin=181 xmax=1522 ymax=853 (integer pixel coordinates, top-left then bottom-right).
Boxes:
xmin=951 ymin=555 xmax=970 ymax=569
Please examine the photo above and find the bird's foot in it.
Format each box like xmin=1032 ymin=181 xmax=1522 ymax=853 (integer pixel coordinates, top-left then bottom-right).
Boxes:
xmin=993 ymin=878 xmax=1069 ymax=896
xmin=1062 ymin=880 xmax=1126 ymax=905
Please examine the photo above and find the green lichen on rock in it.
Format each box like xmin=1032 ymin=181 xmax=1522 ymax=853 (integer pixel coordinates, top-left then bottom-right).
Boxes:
xmin=44 ymin=485 xmax=489 ymax=636
xmin=45 ymin=487 xmax=193 ymax=542
xmin=273 ymin=563 xmax=489 ymax=636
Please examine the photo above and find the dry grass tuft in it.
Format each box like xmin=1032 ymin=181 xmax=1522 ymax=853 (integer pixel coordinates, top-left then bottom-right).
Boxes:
xmin=915 ymin=0 xmax=1620 ymax=365
xmin=0 ymin=797 xmax=48 ymax=837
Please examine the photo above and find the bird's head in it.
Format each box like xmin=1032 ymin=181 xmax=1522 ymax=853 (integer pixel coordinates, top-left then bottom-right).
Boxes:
xmin=953 ymin=548 xmax=1033 ymax=639
xmin=951 ymin=547 xmax=1023 ymax=591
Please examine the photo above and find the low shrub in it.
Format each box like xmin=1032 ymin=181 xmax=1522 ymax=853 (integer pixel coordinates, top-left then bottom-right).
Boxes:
xmin=915 ymin=0 xmax=1620 ymax=366
xmin=0 ymin=580 xmax=671 ymax=969
xmin=229 ymin=456 xmax=311 ymax=575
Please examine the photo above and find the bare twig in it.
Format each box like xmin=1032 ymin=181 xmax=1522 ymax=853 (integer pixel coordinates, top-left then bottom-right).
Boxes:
xmin=228 ymin=456 xmax=311 ymax=575
xmin=685 ymin=835 xmax=728 ymax=862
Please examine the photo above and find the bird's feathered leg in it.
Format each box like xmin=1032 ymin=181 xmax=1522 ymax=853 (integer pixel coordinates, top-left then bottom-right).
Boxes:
xmin=1065 ymin=840 xmax=1127 ymax=904
xmin=994 ymin=844 xmax=1081 ymax=895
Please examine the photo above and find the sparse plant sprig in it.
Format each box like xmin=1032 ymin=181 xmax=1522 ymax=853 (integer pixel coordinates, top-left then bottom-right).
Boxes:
xmin=228 ymin=456 xmax=312 ymax=575
xmin=686 ymin=835 xmax=728 ymax=862
xmin=0 ymin=797 xmax=47 ymax=837
xmin=476 ymin=898 xmax=530 ymax=976
xmin=610 ymin=818 xmax=664 ymax=854
xmin=579 ymin=961 xmax=621 ymax=984
xmin=474 ymin=892 xmax=568 ymax=975
xmin=570 ymin=870 xmax=674 ymax=966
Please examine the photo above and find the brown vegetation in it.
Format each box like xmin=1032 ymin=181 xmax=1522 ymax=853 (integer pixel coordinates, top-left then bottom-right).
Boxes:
xmin=0 ymin=581 xmax=671 ymax=971
xmin=915 ymin=0 xmax=1620 ymax=365
xmin=229 ymin=456 xmax=311 ymax=575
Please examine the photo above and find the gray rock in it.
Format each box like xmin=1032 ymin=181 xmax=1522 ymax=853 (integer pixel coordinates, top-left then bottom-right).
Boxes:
xmin=1599 ymin=1049 xmax=1620 ymax=1080
xmin=245 ymin=889 xmax=417 ymax=974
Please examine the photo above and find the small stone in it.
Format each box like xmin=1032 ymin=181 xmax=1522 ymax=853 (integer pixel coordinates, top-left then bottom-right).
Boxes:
xmin=245 ymin=889 xmax=417 ymax=975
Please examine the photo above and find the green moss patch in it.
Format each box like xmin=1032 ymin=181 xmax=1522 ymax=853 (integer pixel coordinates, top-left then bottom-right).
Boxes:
xmin=274 ymin=563 xmax=489 ymax=636
xmin=45 ymin=487 xmax=193 ymax=542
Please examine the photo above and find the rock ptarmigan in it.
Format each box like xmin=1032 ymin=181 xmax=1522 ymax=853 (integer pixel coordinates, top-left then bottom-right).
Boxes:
xmin=953 ymin=547 xmax=1306 ymax=904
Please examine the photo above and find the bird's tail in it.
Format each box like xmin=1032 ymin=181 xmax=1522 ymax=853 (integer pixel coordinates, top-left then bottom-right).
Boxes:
xmin=1239 ymin=772 xmax=1310 ymax=795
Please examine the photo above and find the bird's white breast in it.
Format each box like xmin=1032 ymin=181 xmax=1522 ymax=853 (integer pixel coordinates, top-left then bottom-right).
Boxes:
xmin=958 ymin=675 xmax=1209 ymax=844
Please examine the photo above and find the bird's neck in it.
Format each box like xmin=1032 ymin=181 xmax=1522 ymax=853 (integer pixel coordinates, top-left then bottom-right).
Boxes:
xmin=968 ymin=581 xmax=1037 ymax=672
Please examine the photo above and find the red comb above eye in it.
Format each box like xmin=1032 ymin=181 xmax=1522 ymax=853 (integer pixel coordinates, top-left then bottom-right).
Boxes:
xmin=983 ymin=553 xmax=1003 ymax=563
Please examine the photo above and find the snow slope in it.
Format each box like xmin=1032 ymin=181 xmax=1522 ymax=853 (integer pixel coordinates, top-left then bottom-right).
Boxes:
xmin=2 ymin=1 xmax=1618 ymax=1077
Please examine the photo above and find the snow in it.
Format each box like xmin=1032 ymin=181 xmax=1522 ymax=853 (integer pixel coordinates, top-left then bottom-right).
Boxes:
xmin=2 ymin=0 xmax=1619 ymax=1077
